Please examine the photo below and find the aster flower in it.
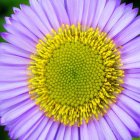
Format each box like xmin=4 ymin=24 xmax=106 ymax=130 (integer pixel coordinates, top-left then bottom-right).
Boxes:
xmin=0 ymin=0 xmax=140 ymax=140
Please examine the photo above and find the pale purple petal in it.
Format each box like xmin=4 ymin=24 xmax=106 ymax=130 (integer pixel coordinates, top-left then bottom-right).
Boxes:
xmin=92 ymin=0 xmax=106 ymax=28
xmin=71 ymin=126 xmax=79 ymax=140
xmin=39 ymin=0 xmax=60 ymax=30
xmin=51 ymin=0 xmax=70 ymax=25
xmin=0 ymin=86 xmax=28 ymax=100
xmin=0 ymin=81 xmax=27 ymax=91
xmin=112 ymin=104 xmax=140 ymax=137
xmin=104 ymin=3 xmax=125 ymax=33
xmin=88 ymin=121 xmax=99 ymax=140
xmin=122 ymin=62 xmax=140 ymax=69
xmin=119 ymin=94 xmax=140 ymax=116
xmin=0 ymin=94 xmax=29 ymax=110
xmin=1 ymin=33 xmax=36 ymax=53
xmin=66 ymin=0 xmax=84 ymax=25
xmin=80 ymin=123 xmax=89 ymax=140
xmin=38 ymin=119 xmax=53 ymax=140
xmin=99 ymin=117 xmax=116 ymax=140
xmin=20 ymin=4 xmax=49 ymax=35
xmin=114 ymin=16 xmax=140 ymax=46
xmin=98 ymin=0 xmax=117 ymax=31
xmin=1 ymin=99 xmax=35 ymax=124
xmin=64 ymin=126 xmax=71 ymax=140
xmin=25 ymin=117 xmax=49 ymax=140
xmin=29 ymin=0 xmax=52 ymax=32
xmin=55 ymin=124 xmax=65 ymax=140
xmin=107 ymin=110 xmax=131 ymax=140
xmin=109 ymin=8 xmax=138 ymax=38
xmin=5 ymin=17 xmax=12 ymax=24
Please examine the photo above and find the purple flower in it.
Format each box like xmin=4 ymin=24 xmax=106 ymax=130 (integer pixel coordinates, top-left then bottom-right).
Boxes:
xmin=0 ymin=0 xmax=140 ymax=140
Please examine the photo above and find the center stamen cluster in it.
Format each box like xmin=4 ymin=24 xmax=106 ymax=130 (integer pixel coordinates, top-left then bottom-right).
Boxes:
xmin=28 ymin=24 xmax=124 ymax=126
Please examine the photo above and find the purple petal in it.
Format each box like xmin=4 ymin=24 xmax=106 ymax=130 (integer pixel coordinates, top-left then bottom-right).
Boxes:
xmin=46 ymin=122 xmax=60 ymax=140
xmin=39 ymin=0 xmax=60 ymax=30
xmin=88 ymin=121 xmax=99 ymax=140
xmin=104 ymin=3 xmax=125 ymax=33
xmin=109 ymin=8 xmax=138 ymax=38
xmin=10 ymin=109 xmax=43 ymax=139
xmin=122 ymin=62 xmax=140 ymax=69
xmin=20 ymin=4 xmax=49 ymax=35
xmin=0 ymin=81 xmax=27 ymax=91
xmin=66 ymin=0 xmax=84 ymax=25
xmin=29 ymin=0 xmax=52 ymax=31
xmin=94 ymin=120 xmax=105 ymax=140
xmin=114 ymin=16 xmax=140 ymax=46
xmin=0 ymin=86 xmax=28 ymax=100
xmin=92 ymin=0 xmax=106 ymax=28
xmin=0 ymin=94 xmax=29 ymax=111
xmin=38 ymin=119 xmax=53 ymax=140
xmin=14 ymin=9 xmax=44 ymax=39
xmin=123 ymin=88 xmax=140 ymax=102
xmin=99 ymin=117 xmax=116 ymax=140
xmin=98 ymin=0 xmax=117 ymax=31
xmin=20 ymin=116 xmax=45 ymax=140
xmin=1 ymin=33 xmax=35 ymax=53
xmin=119 ymin=94 xmax=140 ymax=116
xmin=55 ymin=124 xmax=65 ymax=140
xmin=64 ymin=126 xmax=71 ymax=140
xmin=80 ymin=123 xmax=89 ymax=140
xmin=51 ymin=0 xmax=70 ymax=25
xmin=71 ymin=126 xmax=79 ymax=140
xmin=1 ymin=99 xmax=35 ymax=124
xmin=107 ymin=110 xmax=131 ymax=140
xmin=112 ymin=104 xmax=140 ymax=137
xmin=4 ymin=19 xmax=38 ymax=43
xmin=5 ymin=17 xmax=12 ymax=24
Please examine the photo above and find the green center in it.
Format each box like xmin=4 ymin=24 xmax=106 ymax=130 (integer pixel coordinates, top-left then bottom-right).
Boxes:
xmin=45 ymin=42 xmax=105 ymax=107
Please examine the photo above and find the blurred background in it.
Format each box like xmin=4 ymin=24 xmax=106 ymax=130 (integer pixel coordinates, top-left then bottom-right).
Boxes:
xmin=0 ymin=0 xmax=140 ymax=139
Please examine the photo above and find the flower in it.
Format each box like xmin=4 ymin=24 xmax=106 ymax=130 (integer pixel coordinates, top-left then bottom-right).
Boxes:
xmin=0 ymin=0 xmax=140 ymax=139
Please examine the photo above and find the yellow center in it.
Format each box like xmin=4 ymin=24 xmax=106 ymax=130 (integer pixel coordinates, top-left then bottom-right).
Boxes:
xmin=28 ymin=24 xmax=124 ymax=126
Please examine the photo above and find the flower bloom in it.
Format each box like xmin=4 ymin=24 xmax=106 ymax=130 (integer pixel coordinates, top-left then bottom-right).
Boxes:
xmin=0 ymin=0 xmax=140 ymax=140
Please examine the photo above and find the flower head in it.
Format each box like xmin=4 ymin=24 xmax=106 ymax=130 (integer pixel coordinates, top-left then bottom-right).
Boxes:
xmin=0 ymin=0 xmax=140 ymax=140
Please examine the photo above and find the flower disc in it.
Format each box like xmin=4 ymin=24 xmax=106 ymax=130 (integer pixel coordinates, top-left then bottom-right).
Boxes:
xmin=28 ymin=24 xmax=124 ymax=126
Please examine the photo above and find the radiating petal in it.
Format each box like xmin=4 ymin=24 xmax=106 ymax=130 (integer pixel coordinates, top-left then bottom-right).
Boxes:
xmin=109 ymin=8 xmax=138 ymax=38
xmin=66 ymin=0 xmax=84 ymax=25
xmin=99 ymin=117 xmax=116 ymax=140
xmin=98 ymin=0 xmax=117 ymax=31
xmin=55 ymin=124 xmax=65 ymax=140
xmin=92 ymin=0 xmax=106 ymax=28
xmin=71 ymin=126 xmax=79 ymax=140
xmin=114 ymin=16 xmax=140 ymax=46
xmin=88 ymin=121 xmax=99 ymax=140
xmin=112 ymin=104 xmax=140 ymax=137
xmin=64 ymin=126 xmax=71 ymax=140
xmin=107 ymin=110 xmax=131 ymax=140
xmin=80 ymin=123 xmax=89 ymax=140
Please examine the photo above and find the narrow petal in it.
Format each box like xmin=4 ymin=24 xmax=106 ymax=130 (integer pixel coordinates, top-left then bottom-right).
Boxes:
xmin=109 ymin=8 xmax=138 ymax=38
xmin=38 ymin=119 xmax=53 ymax=140
xmin=98 ymin=0 xmax=117 ymax=31
xmin=0 ymin=86 xmax=28 ymax=100
xmin=29 ymin=0 xmax=52 ymax=31
xmin=104 ymin=3 xmax=125 ymax=33
xmin=107 ymin=110 xmax=131 ymax=140
xmin=51 ymin=0 xmax=70 ymax=25
xmin=55 ymin=124 xmax=65 ymax=140
xmin=64 ymin=126 xmax=71 ymax=140
xmin=66 ymin=0 xmax=84 ymax=25
xmin=88 ymin=121 xmax=99 ymax=140
xmin=46 ymin=122 xmax=60 ymax=140
xmin=114 ymin=16 xmax=140 ymax=46
xmin=80 ymin=123 xmax=89 ymax=140
xmin=39 ymin=0 xmax=60 ymax=30
xmin=92 ymin=0 xmax=106 ymax=28
xmin=112 ymin=104 xmax=140 ymax=137
xmin=1 ymin=99 xmax=35 ymax=124
xmin=71 ymin=126 xmax=79 ymax=140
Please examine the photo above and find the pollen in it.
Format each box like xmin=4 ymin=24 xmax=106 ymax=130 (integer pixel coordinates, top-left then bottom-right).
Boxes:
xmin=28 ymin=24 xmax=124 ymax=126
